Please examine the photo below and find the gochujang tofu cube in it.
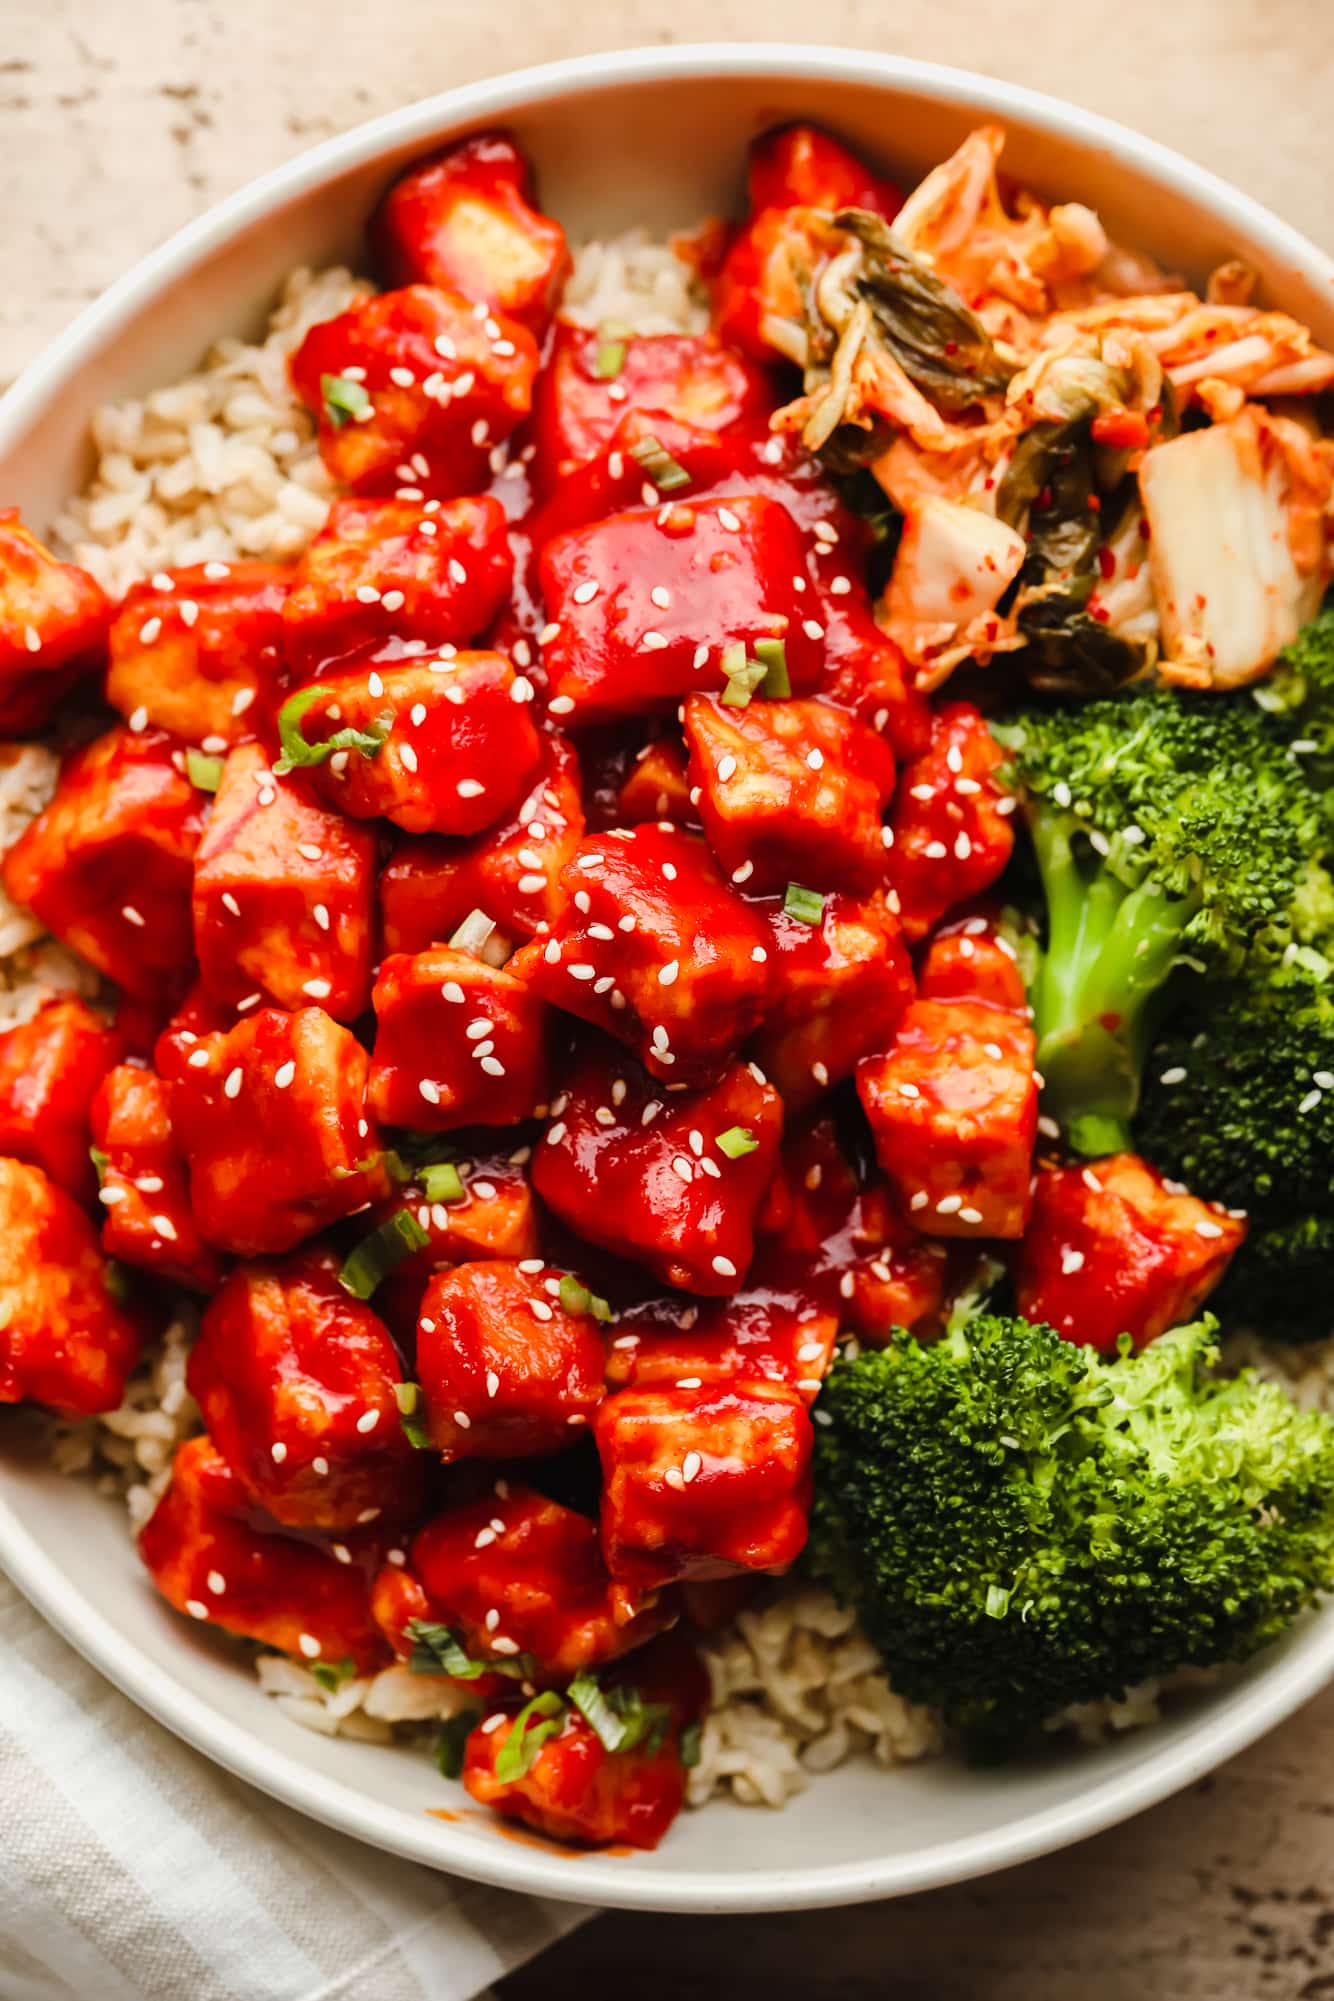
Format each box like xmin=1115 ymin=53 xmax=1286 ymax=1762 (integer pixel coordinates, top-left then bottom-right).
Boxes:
xmin=462 ymin=1631 xmax=707 ymax=1850
xmin=596 ymin=1380 xmax=812 ymax=1594
xmin=286 ymin=652 xmax=541 ymax=836
xmin=539 ymin=497 xmax=822 ymax=725
xmin=683 ymin=693 xmax=895 ymax=894
xmin=139 ymin=1436 xmax=388 ymax=1672
xmin=917 ymin=914 xmax=1028 ymax=1011
xmin=615 ymin=737 xmax=697 ymax=829
xmin=525 ymin=411 xmax=744 ymax=563
xmin=367 ymin=947 xmax=551 ymax=1131
xmin=754 ymin=890 xmax=914 ymax=1110
xmin=520 ymin=825 xmax=773 ymax=1087
xmin=814 ymin=575 xmax=931 ymax=761
xmin=187 ymin=1247 xmax=424 ymax=1530
xmin=0 ymin=1156 xmax=144 ymax=1415
xmin=289 ymin=283 xmax=538 ymax=498
xmin=0 ymin=510 xmax=109 ymax=733
xmin=193 ymin=742 xmax=376 ymax=1021
xmin=532 ymin=324 xmax=773 ymax=490
xmin=2 ymin=725 xmax=206 ymax=999
xmin=887 ymin=703 xmax=1016 ymax=940
xmin=532 ymin=1042 xmax=783 ymax=1294
xmin=858 ymin=998 xmax=1037 ymax=1238
xmin=1014 ymin=1152 xmax=1246 ymax=1355
xmin=379 ymin=732 xmax=583 ymax=951
xmin=608 ymin=1274 xmax=838 ymax=1404
xmin=106 ymin=561 xmax=288 ymax=745
xmin=371 ymin=1485 xmax=668 ymax=1679
xmin=152 ymin=983 xmax=243 ymax=1085
xmin=282 ymin=494 xmax=513 ymax=674
xmin=171 ymin=1006 xmax=389 ymax=1255
xmin=415 ymin=1258 xmax=606 ymax=1459
xmin=371 ymin=132 xmax=570 ymax=335
xmin=0 ymin=997 xmax=123 ymax=1203
xmin=90 ymin=1064 xmax=223 ymax=1291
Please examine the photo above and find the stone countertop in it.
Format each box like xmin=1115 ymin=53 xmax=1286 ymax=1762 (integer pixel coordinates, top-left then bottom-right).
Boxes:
xmin=6 ymin=4 xmax=1334 ymax=1995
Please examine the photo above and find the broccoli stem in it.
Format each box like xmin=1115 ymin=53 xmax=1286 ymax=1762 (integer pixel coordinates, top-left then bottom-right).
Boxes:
xmin=1029 ymin=813 xmax=1193 ymax=1155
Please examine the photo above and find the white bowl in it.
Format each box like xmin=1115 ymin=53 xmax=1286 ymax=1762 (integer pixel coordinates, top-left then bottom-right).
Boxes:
xmin=2 ymin=43 xmax=1333 ymax=1916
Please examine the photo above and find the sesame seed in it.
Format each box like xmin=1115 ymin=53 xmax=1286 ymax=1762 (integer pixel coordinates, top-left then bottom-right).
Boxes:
xmin=122 ymin=905 xmax=145 ymax=928
xmin=671 ymin=1156 xmax=694 ymax=1184
xmin=186 ymin=1599 xmax=209 ymax=1621
xmin=658 ymin=960 xmax=679 ymax=986
xmin=223 ymin=1067 xmax=243 ymax=1099
xmin=712 ymin=1254 xmax=737 ymax=1277
xmin=480 ymin=1056 xmax=505 ymax=1077
xmin=538 ymin=621 xmax=561 ymax=645
xmin=530 ymin=1300 xmax=554 ymax=1322
xmin=811 ymin=1061 xmax=829 ymax=1086
xmin=642 ymin=631 xmax=669 ymax=651
xmin=899 ymin=1082 xmax=921 ymax=1100
xmin=546 ymin=1121 xmax=567 ymax=1144
xmin=717 ymin=507 xmax=741 ymax=531
xmin=572 ymin=579 xmax=600 ymax=604
xmin=1061 ymin=1248 xmax=1086 ymax=1274
xmin=910 ymin=1192 xmax=929 ymax=1211
xmin=271 ymin=1441 xmax=288 ymax=1463
xmin=1195 ymin=1219 xmax=1225 ymax=1239
xmin=186 ymin=1048 xmax=210 ymax=1069
xmin=356 ymin=1409 xmax=380 ymax=1434
xmin=955 ymin=832 xmax=973 ymax=860
xmin=839 ymin=1271 xmax=856 ymax=1299
xmin=936 ymin=1194 xmax=963 ymax=1214
xmin=457 ymin=779 xmax=485 ymax=798
xmin=151 ymin=1214 xmax=178 ymax=1241
xmin=138 ymin=616 xmax=162 ymax=644
xmin=302 ymin=978 xmax=331 ymax=999
xmin=806 ymin=747 xmax=824 ymax=771
xmin=716 ymin=755 xmax=737 ymax=783
xmin=924 ymin=841 xmax=948 ymax=859
xmin=802 ymin=619 xmax=825 ymax=641
xmin=959 ymin=1206 xmax=984 ymax=1224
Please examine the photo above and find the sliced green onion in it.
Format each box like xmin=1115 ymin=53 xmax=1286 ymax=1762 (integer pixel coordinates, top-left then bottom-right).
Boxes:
xmin=630 ymin=435 xmax=691 ymax=492
xmin=274 ymin=685 xmax=392 ymax=776
xmin=605 ymin=1683 xmax=673 ymax=1755
xmin=419 ymin=1161 xmax=465 ymax=1204
xmin=720 ymin=659 xmax=766 ymax=709
xmin=311 ymin=1656 xmax=356 ymax=1695
xmin=567 ymin=1672 xmax=629 ymax=1752
xmin=89 ymin=1144 xmax=110 ymax=1187
xmin=321 ymin=372 xmax=370 ymax=427
xmin=716 ymin=1126 xmax=758 ymax=1160
xmin=338 ymin=1208 xmax=429 ymax=1300
xmin=186 ymin=749 xmax=224 ymax=792
xmin=382 ymin=1148 xmax=415 ymax=1184
xmin=594 ymin=339 xmax=627 ymax=380
xmin=752 ymin=637 xmax=791 ymax=698
xmin=783 ymin=882 xmax=825 ymax=926
xmin=556 ymin=1273 xmax=612 ymax=1322
xmin=495 ymin=1690 xmax=567 ymax=1782
xmin=679 ymin=1719 xmax=702 ymax=1768
xmin=447 ymin=907 xmax=512 ymax=968
xmin=331 ymin=1150 xmax=385 ymax=1182
xmin=985 ymin=1583 xmax=1012 ymax=1619
xmin=405 ymin=1618 xmax=534 ymax=1682
xmin=104 ymin=1261 xmax=130 ymax=1303
xmin=394 ymin=1381 xmax=433 ymax=1450
xmin=394 ymin=1380 xmax=421 ymax=1415
xmin=434 ymin=1707 xmax=481 ymax=1779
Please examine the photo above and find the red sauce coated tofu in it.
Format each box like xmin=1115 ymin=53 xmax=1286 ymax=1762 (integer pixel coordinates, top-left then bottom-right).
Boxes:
xmin=520 ymin=826 xmax=773 ymax=1087
xmin=1013 ymin=1153 xmax=1246 ymax=1354
xmin=289 ymin=652 xmax=541 ymax=837
xmin=0 ymin=510 xmax=109 ymax=734
xmin=192 ymin=742 xmax=376 ymax=1022
xmin=532 ymin=325 xmax=772 ymax=490
xmin=532 ymin=1042 xmax=784 ymax=1295
xmin=371 ymin=132 xmax=569 ymax=336
xmin=171 ymin=1006 xmax=389 ymax=1255
xmin=187 ymin=1248 xmax=423 ymax=1530
xmin=3 ymin=727 xmax=205 ymax=999
xmin=415 ymin=1259 xmax=606 ymax=1459
xmin=596 ymin=1380 xmax=813 ymax=1593
xmin=139 ymin=1436 xmax=388 ymax=1672
xmin=368 ymin=948 xmax=551 ymax=1131
xmin=525 ymin=411 xmax=745 ymax=566
xmin=754 ymin=890 xmax=914 ymax=1111
xmin=0 ymin=1156 xmax=144 ymax=1415
xmin=106 ymin=562 xmax=288 ymax=745
xmin=539 ymin=497 xmax=822 ymax=725
xmin=858 ymin=997 xmax=1037 ymax=1238
xmin=0 ymin=997 xmax=123 ymax=1203
xmin=887 ymin=704 xmax=1015 ymax=941
xmin=90 ymin=1064 xmax=224 ymax=1291
xmin=616 ymin=738 xmax=696 ymax=829
xmin=917 ymin=916 xmax=1028 ymax=1012
xmin=371 ymin=1485 xmax=668 ymax=1679
xmin=608 ymin=1273 xmax=838 ymax=1404
xmin=816 ymin=578 xmax=931 ymax=760
xmin=289 ymin=284 xmax=539 ymax=498
xmin=684 ymin=692 xmax=894 ymax=895
xmin=379 ymin=732 xmax=583 ymax=951
xmin=462 ymin=1631 xmax=707 ymax=1850
xmin=282 ymin=496 xmax=513 ymax=674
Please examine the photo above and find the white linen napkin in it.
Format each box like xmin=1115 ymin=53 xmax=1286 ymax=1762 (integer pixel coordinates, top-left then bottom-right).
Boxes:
xmin=0 ymin=1572 xmax=591 ymax=2001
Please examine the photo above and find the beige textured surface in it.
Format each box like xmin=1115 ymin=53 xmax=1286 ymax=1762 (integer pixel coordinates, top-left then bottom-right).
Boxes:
xmin=7 ymin=4 xmax=1334 ymax=1993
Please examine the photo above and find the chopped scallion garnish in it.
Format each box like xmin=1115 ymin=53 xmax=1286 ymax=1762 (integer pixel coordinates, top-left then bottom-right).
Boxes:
xmin=419 ymin=1161 xmax=465 ymax=1204
xmin=752 ymin=637 xmax=791 ymax=698
xmin=434 ymin=1706 xmax=481 ymax=1779
xmin=447 ymin=908 xmax=512 ymax=968
xmin=405 ymin=1619 xmax=534 ymax=1682
xmin=495 ymin=1690 xmax=567 ymax=1782
xmin=557 ymin=1274 xmax=613 ymax=1322
xmin=567 ymin=1672 xmax=629 ymax=1751
xmin=89 ymin=1144 xmax=110 ymax=1187
xmin=594 ymin=338 xmax=627 ymax=380
xmin=679 ymin=1718 xmax=702 ymax=1768
xmin=630 ymin=435 xmax=691 ymax=492
xmin=186 ymin=749 xmax=224 ymax=792
xmin=311 ymin=1656 xmax=357 ymax=1695
xmin=716 ymin=1126 xmax=758 ymax=1159
xmin=274 ymin=685 xmax=392 ymax=776
xmin=338 ymin=1209 xmax=430 ymax=1300
xmin=783 ymin=882 xmax=825 ymax=926
xmin=321 ymin=372 xmax=370 ymax=428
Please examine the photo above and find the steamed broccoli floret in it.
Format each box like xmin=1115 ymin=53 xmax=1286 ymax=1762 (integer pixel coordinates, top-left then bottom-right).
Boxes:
xmin=1256 ymin=602 xmax=1334 ymax=790
xmin=993 ymin=689 xmax=1334 ymax=1155
xmin=806 ymin=1314 xmax=1334 ymax=1753
xmin=1136 ymin=961 xmax=1334 ymax=1338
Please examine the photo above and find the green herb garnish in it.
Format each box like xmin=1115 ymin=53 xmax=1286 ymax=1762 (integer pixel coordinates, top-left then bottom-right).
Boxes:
xmin=185 ymin=748 xmax=224 ymax=792
xmin=419 ymin=1161 xmax=465 ymax=1204
xmin=337 ymin=1209 xmax=429 ymax=1300
xmin=405 ymin=1619 xmax=534 ymax=1682
xmin=274 ymin=685 xmax=392 ymax=776
xmin=752 ymin=637 xmax=790 ymax=697
xmin=630 ymin=435 xmax=691 ymax=492
xmin=311 ymin=1656 xmax=357 ymax=1695
xmin=557 ymin=1274 xmax=612 ymax=1322
xmin=89 ymin=1144 xmax=110 ymax=1187
xmin=434 ymin=1707 xmax=481 ymax=1779
xmin=594 ymin=338 xmax=627 ymax=380
xmin=495 ymin=1690 xmax=568 ymax=1782
xmin=720 ymin=636 xmax=790 ymax=708
xmin=783 ymin=882 xmax=825 ymax=926
xmin=321 ymin=372 xmax=371 ymax=428
xmin=567 ymin=1672 xmax=629 ymax=1751
xmin=716 ymin=1126 xmax=758 ymax=1159
xmin=395 ymin=1379 xmax=433 ymax=1450
xmin=679 ymin=1719 xmax=702 ymax=1768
